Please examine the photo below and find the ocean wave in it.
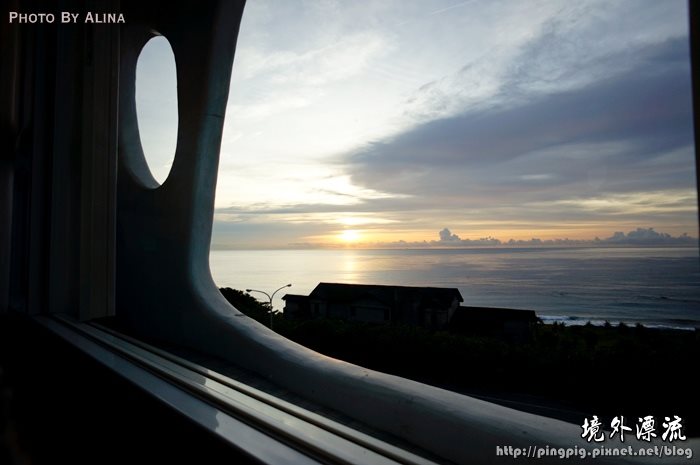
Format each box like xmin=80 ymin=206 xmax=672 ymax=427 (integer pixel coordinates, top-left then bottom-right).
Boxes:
xmin=539 ymin=314 xmax=698 ymax=331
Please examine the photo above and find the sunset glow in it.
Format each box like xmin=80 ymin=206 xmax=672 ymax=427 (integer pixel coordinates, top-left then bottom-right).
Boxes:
xmin=339 ymin=230 xmax=361 ymax=243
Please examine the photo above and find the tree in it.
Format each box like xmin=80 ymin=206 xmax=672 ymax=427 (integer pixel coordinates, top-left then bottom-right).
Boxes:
xmin=219 ymin=287 xmax=271 ymax=326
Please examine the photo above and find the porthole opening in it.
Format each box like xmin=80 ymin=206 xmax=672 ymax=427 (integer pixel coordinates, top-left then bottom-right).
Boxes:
xmin=135 ymin=35 xmax=178 ymax=186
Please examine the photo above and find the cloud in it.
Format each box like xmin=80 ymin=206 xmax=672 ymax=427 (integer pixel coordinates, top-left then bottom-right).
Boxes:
xmin=229 ymin=29 xmax=391 ymax=124
xmin=235 ymin=31 xmax=389 ymax=86
xmin=211 ymin=216 xmax=331 ymax=249
xmin=603 ymin=228 xmax=695 ymax=245
xmin=209 ymin=0 xmax=696 ymax=249
xmin=342 ymin=36 xmax=694 ymax=214
xmin=399 ymin=1 xmax=687 ymax=124
xmin=360 ymin=228 xmax=697 ymax=249
xmin=439 ymin=227 xmax=460 ymax=242
xmin=435 ymin=228 xmax=502 ymax=246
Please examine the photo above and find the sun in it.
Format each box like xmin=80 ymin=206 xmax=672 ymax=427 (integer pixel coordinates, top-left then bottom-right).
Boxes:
xmin=339 ymin=230 xmax=361 ymax=243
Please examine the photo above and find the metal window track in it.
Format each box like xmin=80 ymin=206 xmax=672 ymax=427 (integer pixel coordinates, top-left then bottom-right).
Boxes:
xmin=35 ymin=314 xmax=438 ymax=465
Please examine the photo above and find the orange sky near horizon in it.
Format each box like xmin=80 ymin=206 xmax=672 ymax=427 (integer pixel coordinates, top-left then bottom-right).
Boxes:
xmin=294 ymin=222 xmax=700 ymax=248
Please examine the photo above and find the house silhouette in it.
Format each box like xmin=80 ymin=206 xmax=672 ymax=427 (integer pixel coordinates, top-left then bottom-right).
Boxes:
xmin=283 ymin=283 xmax=463 ymax=329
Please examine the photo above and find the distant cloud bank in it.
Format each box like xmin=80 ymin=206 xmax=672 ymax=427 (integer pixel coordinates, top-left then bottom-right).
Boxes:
xmin=601 ymin=228 xmax=695 ymax=245
xmin=373 ymin=227 xmax=697 ymax=249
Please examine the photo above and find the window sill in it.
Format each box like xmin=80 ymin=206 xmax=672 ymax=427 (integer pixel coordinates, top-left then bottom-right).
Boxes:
xmin=36 ymin=314 xmax=437 ymax=465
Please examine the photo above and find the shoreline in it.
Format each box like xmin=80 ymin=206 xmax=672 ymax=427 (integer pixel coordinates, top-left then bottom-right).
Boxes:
xmin=538 ymin=315 xmax=699 ymax=331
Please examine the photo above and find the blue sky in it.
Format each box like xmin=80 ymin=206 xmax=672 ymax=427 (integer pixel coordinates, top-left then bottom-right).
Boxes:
xmin=135 ymin=0 xmax=697 ymax=249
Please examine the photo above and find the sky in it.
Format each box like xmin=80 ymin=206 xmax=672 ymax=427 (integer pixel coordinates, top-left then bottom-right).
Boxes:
xmin=135 ymin=0 xmax=698 ymax=249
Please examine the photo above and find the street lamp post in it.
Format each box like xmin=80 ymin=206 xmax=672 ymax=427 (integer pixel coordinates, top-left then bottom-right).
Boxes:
xmin=246 ymin=284 xmax=292 ymax=329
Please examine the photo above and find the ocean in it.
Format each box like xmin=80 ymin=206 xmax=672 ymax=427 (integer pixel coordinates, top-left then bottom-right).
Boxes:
xmin=209 ymin=247 xmax=700 ymax=330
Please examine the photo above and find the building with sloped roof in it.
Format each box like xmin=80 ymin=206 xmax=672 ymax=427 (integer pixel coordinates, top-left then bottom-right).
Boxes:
xmin=283 ymin=283 xmax=463 ymax=329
